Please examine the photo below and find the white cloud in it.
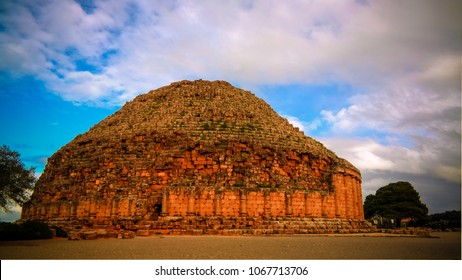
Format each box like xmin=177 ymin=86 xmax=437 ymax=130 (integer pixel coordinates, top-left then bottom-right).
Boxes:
xmin=322 ymin=86 xmax=460 ymax=135
xmin=282 ymin=115 xmax=305 ymax=132
xmin=322 ymin=138 xmax=419 ymax=173
xmin=46 ymin=70 xmax=124 ymax=105
xmin=283 ymin=114 xmax=324 ymax=135
xmin=320 ymin=84 xmax=461 ymax=183
xmin=2 ymin=0 xmax=460 ymax=105
xmin=361 ymin=176 xmax=391 ymax=197
xmin=323 ymin=135 xmax=460 ymax=184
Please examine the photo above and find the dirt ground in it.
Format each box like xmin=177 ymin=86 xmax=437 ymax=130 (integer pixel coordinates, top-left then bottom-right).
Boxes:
xmin=0 ymin=232 xmax=460 ymax=260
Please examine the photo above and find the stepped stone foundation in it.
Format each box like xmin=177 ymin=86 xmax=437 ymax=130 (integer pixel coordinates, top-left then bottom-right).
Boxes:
xmin=21 ymin=80 xmax=373 ymax=238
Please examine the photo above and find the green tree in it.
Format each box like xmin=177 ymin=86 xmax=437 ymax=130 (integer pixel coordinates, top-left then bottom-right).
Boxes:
xmin=0 ymin=145 xmax=36 ymax=212
xmin=363 ymin=181 xmax=428 ymax=226
xmin=424 ymin=210 xmax=461 ymax=229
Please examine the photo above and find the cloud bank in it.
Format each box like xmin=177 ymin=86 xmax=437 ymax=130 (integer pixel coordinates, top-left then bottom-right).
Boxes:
xmin=2 ymin=0 xmax=459 ymax=103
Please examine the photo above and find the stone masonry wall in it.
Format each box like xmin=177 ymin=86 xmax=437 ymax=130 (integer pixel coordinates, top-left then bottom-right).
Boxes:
xmin=21 ymin=169 xmax=363 ymax=222
xmin=162 ymin=181 xmax=363 ymax=219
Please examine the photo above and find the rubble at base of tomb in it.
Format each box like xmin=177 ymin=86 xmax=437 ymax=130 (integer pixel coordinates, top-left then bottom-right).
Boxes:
xmin=53 ymin=217 xmax=375 ymax=240
xmin=21 ymin=80 xmax=373 ymax=238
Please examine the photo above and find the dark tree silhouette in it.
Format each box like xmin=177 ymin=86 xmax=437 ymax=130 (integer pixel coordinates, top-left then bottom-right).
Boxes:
xmin=0 ymin=145 xmax=36 ymax=211
xmin=364 ymin=181 xmax=428 ymax=226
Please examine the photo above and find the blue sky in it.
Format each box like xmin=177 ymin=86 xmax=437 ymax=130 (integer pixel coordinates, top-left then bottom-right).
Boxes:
xmin=0 ymin=0 xmax=460 ymax=221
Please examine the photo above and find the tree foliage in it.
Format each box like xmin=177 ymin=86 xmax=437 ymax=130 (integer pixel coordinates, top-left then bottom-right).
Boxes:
xmin=0 ymin=221 xmax=53 ymax=240
xmin=0 ymin=145 xmax=36 ymax=211
xmin=423 ymin=210 xmax=461 ymax=229
xmin=364 ymin=181 xmax=428 ymax=225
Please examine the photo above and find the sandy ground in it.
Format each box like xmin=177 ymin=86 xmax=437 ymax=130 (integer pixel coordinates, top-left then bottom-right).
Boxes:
xmin=0 ymin=232 xmax=460 ymax=260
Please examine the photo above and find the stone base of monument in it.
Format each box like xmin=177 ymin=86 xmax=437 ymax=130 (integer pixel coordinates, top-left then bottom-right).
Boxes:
xmin=40 ymin=217 xmax=375 ymax=240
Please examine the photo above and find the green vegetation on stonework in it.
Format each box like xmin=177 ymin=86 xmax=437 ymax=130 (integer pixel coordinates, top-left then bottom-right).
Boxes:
xmin=256 ymin=183 xmax=273 ymax=188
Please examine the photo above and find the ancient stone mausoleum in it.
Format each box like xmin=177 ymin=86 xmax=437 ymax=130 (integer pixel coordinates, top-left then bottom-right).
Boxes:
xmin=21 ymin=80 xmax=372 ymax=238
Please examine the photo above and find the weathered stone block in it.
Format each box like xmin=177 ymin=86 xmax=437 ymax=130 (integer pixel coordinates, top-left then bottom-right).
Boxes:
xmin=137 ymin=229 xmax=150 ymax=236
xmin=68 ymin=231 xmax=84 ymax=240
xmin=83 ymin=231 xmax=97 ymax=240
xmin=122 ymin=231 xmax=135 ymax=239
